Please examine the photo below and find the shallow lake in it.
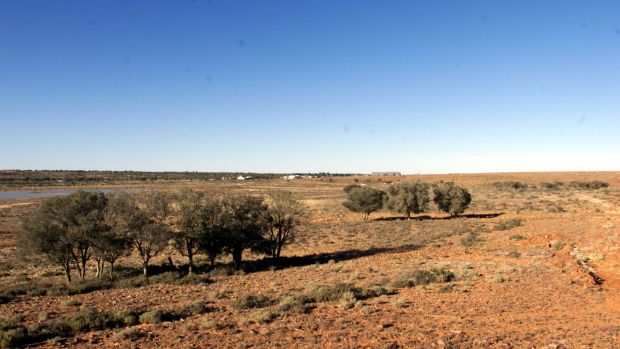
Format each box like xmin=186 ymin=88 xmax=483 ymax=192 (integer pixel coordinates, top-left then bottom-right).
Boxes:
xmin=0 ymin=189 xmax=139 ymax=201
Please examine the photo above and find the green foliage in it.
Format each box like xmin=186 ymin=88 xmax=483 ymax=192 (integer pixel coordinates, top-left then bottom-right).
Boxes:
xmin=432 ymin=182 xmax=472 ymax=216
xmin=385 ymin=182 xmax=430 ymax=218
xmin=342 ymin=186 xmax=385 ymax=220
xmin=219 ymin=194 xmax=269 ymax=269
xmin=264 ymin=191 xmax=305 ymax=258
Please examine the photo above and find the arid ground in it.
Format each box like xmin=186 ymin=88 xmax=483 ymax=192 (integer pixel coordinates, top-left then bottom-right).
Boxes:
xmin=2 ymin=172 xmax=620 ymax=348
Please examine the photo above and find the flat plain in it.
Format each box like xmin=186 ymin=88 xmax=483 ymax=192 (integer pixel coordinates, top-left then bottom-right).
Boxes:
xmin=1 ymin=172 xmax=620 ymax=348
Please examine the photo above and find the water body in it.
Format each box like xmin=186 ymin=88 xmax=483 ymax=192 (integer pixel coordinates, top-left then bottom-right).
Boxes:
xmin=0 ymin=189 xmax=140 ymax=201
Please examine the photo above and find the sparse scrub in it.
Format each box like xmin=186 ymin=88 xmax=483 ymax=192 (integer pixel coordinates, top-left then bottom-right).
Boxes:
xmin=390 ymin=268 xmax=455 ymax=288
xmin=139 ymin=310 xmax=163 ymax=324
xmin=509 ymin=234 xmax=525 ymax=241
xmin=460 ymin=232 xmax=481 ymax=247
xmin=233 ymin=294 xmax=273 ymax=310
xmin=495 ymin=219 xmax=522 ymax=231
xmin=112 ymin=327 xmax=143 ymax=341
xmin=242 ymin=309 xmax=278 ymax=324
xmin=304 ymin=283 xmax=360 ymax=302
xmin=277 ymin=295 xmax=312 ymax=314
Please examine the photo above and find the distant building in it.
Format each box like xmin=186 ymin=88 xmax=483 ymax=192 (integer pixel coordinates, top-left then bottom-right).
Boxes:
xmin=371 ymin=172 xmax=401 ymax=176
xmin=237 ymin=175 xmax=246 ymax=180
xmin=287 ymin=175 xmax=300 ymax=180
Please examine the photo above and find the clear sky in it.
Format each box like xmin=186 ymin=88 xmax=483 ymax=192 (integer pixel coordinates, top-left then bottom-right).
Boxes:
xmin=1 ymin=0 xmax=619 ymax=174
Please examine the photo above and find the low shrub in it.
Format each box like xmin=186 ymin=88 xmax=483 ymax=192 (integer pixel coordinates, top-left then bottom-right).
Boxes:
xmin=390 ymin=268 xmax=455 ymax=288
xmin=139 ymin=311 xmax=163 ymax=325
xmin=243 ymin=309 xmax=277 ymax=324
xmin=112 ymin=327 xmax=143 ymax=341
xmin=277 ymin=295 xmax=312 ymax=315
xmin=509 ymin=234 xmax=525 ymax=241
xmin=495 ymin=219 xmax=522 ymax=231
xmin=568 ymin=181 xmax=609 ymax=190
xmin=233 ymin=295 xmax=273 ymax=310
xmin=304 ymin=283 xmax=360 ymax=303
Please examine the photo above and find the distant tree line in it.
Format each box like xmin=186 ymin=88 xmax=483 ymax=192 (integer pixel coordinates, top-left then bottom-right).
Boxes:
xmin=342 ymin=182 xmax=472 ymax=220
xmin=0 ymin=170 xmax=357 ymax=186
xmin=19 ymin=190 xmax=304 ymax=282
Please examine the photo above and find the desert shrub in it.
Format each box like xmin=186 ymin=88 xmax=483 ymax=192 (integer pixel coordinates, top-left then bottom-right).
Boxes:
xmin=385 ymin=182 xmax=430 ymax=219
xmin=277 ymin=295 xmax=312 ymax=315
xmin=112 ymin=327 xmax=143 ymax=341
xmin=112 ymin=310 xmax=139 ymax=326
xmin=541 ymin=182 xmax=564 ymax=190
xmin=509 ymin=234 xmax=525 ymax=240
xmin=338 ymin=291 xmax=358 ymax=309
xmin=547 ymin=205 xmax=566 ymax=213
xmin=492 ymin=181 xmax=529 ymax=191
xmin=507 ymin=251 xmax=521 ymax=258
xmin=139 ymin=311 xmax=163 ymax=325
xmin=0 ymin=326 xmax=27 ymax=348
xmin=432 ymin=182 xmax=472 ymax=216
xmin=59 ymin=299 xmax=81 ymax=308
xmin=62 ymin=307 xmax=117 ymax=333
xmin=175 ymin=301 xmax=210 ymax=318
xmin=342 ymin=186 xmax=385 ymax=220
xmin=460 ymin=232 xmax=480 ymax=247
xmin=568 ymin=181 xmax=609 ymax=190
xmin=495 ymin=219 xmax=522 ymax=231
xmin=304 ymin=283 xmax=360 ymax=303
xmin=243 ymin=309 xmax=277 ymax=324
xmin=390 ymin=269 xmax=455 ymax=288
xmin=233 ymin=295 xmax=272 ymax=310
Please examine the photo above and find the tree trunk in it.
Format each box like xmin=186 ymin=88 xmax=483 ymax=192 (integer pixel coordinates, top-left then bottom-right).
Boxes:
xmin=64 ymin=263 xmax=72 ymax=282
xmin=232 ymin=247 xmax=243 ymax=270
xmin=109 ymin=261 xmax=115 ymax=279
xmin=208 ymin=251 xmax=216 ymax=267
xmin=187 ymin=249 xmax=194 ymax=275
xmin=143 ymin=260 xmax=149 ymax=277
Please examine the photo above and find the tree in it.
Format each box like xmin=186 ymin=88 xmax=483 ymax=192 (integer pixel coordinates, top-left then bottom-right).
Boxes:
xmin=264 ymin=191 xmax=305 ymax=259
xmin=19 ymin=191 xmax=108 ymax=281
xmin=342 ymin=186 xmax=385 ymax=220
xmin=385 ymin=182 xmax=430 ymax=219
xmin=63 ymin=191 xmax=108 ymax=280
xmin=432 ymin=182 xmax=472 ymax=216
xmin=90 ymin=227 xmax=130 ymax=279
xmin=19 ymin=198 xmax=74 ymax=282
xmin=108 ymin=192 xmax=171 ymax=276
xmin=174 ymin=189 xmax=205 ymax=274
xmin=220 ymin=194 xmax=268 ymax=269
xmin=197 ymin=197 xmax=226 ymax=267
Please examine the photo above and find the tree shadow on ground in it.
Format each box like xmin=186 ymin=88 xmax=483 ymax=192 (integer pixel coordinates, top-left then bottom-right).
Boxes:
xmin=373 ymin=212 xmax=504 ymax=222
xmin=244 ymin=243 xmax=422 ymax=273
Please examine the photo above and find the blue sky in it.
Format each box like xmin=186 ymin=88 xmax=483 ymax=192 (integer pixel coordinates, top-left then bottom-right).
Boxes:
xmin=1 ymin=0 xmax=619 ymax=173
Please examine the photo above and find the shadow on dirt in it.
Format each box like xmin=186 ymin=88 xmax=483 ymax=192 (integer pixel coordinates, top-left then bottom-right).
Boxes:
xmin=373 ymin=212 xmax=504 ymax=221
xmin=245 ymin=243 xmax=422 ymax=273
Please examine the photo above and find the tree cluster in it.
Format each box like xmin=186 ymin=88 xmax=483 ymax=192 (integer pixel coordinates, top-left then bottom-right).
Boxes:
xmin=19 ymin=190 xmax=304 ymax=282
xmin=342 ymin=181 xmax=471 ymax=220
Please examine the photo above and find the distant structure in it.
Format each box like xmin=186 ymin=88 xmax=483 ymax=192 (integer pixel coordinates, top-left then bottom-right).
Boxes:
xmin=371 ymin=172 xmax=401 ymax=176
xmin=237 ymin=175 xmax=246 ymax=180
